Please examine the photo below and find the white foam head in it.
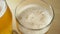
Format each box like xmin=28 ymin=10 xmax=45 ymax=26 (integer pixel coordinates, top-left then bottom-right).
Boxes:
xmin=0 ymin=0 xmax=7 ymax=17
xmin=16 ymin=4 xmax=53 ymax=29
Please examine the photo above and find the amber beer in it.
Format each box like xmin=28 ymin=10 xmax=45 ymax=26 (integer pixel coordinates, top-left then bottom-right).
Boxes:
xmin=0 ymin=0 xmax=12 ymax=34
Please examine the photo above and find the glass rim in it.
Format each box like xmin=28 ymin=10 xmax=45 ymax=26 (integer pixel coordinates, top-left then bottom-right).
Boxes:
xmin=15 ymin=0 xmax=54 ymax=30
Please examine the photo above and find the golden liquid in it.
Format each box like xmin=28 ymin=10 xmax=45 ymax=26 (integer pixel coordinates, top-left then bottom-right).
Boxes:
xmin=0 ymin=6 xmax=12 ymax=34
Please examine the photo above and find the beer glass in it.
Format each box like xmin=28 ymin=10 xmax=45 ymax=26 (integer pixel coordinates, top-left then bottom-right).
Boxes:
xmin=15 ymin=0 xmax=54 ymax=34
xmin=0 ymin=0 xmax=12 ymax=34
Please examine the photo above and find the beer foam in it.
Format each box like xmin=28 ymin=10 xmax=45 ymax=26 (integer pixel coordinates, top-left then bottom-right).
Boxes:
xmin=17 ymin=4 xmax=52 ymax=29
xmin=0 ymin=0 xmax=7 ymax=17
